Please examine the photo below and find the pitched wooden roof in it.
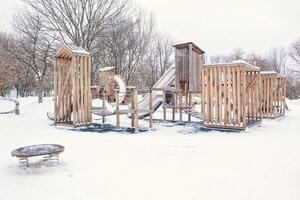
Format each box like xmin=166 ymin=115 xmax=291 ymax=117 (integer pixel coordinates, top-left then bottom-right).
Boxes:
xmin=173 ymin=42 xmax=205 ymax=54
xmin=56 ymin=44 xmax=90 ymax=58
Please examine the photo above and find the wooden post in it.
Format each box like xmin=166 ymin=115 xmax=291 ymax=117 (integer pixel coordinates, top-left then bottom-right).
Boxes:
xmin=133 ymin=89 xmax=139 ymax=133
xmin=71 ymin=57 xmax=77 ymax=126
xmin=179 ymin=90 xmax=183 ymax=123
xmin=54 ymin=59 xmax=58 ymax=124
xmin=188 ymin=92 xmax=192 ymax=121
xmin=15 ymin=102 xmax=20 ymax=115
xmin=116 ymin=90 xmax=120 ymax=129
xmin=131 ymin=89 xmax=134 ymax=127
xmin=149 ymin=89 xmax=153 ymax=129
xmin=102 ymin=92 xmax=106 ymax=124
xmin=172 ymin=91 xmax=177 ymax=121
xmin=172 ymin=91 xmax=176 ymax=121
xmin=163 ymin=89 xmax=166 ymax=121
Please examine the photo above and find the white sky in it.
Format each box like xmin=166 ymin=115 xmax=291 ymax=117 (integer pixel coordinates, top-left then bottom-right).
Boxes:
xmin=1 ymin=0 xmax=300 ymax=55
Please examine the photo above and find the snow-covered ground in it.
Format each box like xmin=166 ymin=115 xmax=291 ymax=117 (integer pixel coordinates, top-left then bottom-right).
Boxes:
xmin=0 ymin=97 xmax=300 ymax=200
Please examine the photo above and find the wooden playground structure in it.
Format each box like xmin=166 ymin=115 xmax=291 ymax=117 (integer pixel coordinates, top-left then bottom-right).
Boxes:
xmin=53 ymin=42 xmax=287 ymax=131
xmin=201 ymin=63 xmax=262 ymax=130
xmin=260 ymin=71 xmax=286 ymax=118
xmin=53 ymin=44 xmax=92 ymax=126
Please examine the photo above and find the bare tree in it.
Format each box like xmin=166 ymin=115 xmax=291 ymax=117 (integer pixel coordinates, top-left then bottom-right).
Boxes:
xmin=142 ymin=34 xmax=173 ymax=87
xmin=290 ymin=39 xmax=300 ymax=67
xmin=23 ymin=0 xmax=129 ymax=51
xmin=230 ymin=48 xmax=245 ymax=61
xmin=5 ymin=12 xmax=57 ymax=102
xmin=209 ymin=55 xmax=231 ymax=64
xmin=93 ymin=9 xmax=154 ymax=85
xmin=267 ymin=47 xmax=287 ymax=74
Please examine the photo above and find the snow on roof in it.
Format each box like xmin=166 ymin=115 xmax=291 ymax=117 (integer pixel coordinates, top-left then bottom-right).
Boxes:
xmin=56 ymin=44 xmax=90 ymax=57
xmin=260 ymin=71 xmax=277 ymax=74
xmin=173 ymin=42 xmax=205 ymax=54
xmin=98 ymin=66 xmax=116 ymax=72
xmin=261 ymin=71 xmax=286 ymax=77
xmin=204 ymin=60 xmax=260 ymax=70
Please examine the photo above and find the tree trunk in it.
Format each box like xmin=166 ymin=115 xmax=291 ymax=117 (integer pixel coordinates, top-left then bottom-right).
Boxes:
xmin=38 ymin=77 xmax=43 ymax=103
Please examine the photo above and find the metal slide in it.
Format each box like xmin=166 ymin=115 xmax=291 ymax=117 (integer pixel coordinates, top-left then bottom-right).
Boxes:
xmin=113 ymin=75 xmax=126 ymax=103
xmin=137 ymin=65 xmax=175 ymax=119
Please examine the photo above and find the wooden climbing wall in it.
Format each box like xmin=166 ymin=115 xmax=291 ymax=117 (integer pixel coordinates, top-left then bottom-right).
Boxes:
xmin=201 ymin=63 xmax=261 ymax=129
xmin=260 ymin=72 xmax=286 ymax=118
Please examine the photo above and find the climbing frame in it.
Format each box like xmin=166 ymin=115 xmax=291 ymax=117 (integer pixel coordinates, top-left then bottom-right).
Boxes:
xmin=201 ymin=62 xmax=261 ymax=130
xmin=54 ymin=44 xmax=92 ymax=126
xmin=260 ymin=71 xmax=286 ymax=118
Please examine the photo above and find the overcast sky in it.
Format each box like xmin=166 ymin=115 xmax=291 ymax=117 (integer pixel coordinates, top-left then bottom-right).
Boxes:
xmin=1 ymin=0 xmax=300 ymax=55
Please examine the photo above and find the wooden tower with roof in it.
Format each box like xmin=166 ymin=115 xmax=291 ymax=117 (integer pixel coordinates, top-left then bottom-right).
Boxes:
xmin=54 ymin=44 xmax=92 ymax=126
xmin=173 ymin=42 xmax=205 ymax=93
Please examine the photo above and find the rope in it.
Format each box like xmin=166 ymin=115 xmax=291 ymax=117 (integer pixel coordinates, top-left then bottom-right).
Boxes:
xmin=0 ymin=97 xmax=19 ymax=114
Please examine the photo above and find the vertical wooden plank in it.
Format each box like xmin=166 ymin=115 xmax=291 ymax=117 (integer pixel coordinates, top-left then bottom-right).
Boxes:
xmin=71 ymin=57 xmax=76 ymax=126
xmin=172 ymin=91 xmax=176 ymax=121
xmin=83 ymin=56 xmax=88 ymax=123
xmin=116 ymin=90 xmax=120 ymax=128
xmin=88 ymin=56 xmax=92 ymax=122
xmin=227 ymin=66 xmax=232 ymax=125
xmin=232 ymin=67 xmax=237 ymax=125
xmin=80 ymin=56 xmax=84 ymax=123
xmin=270 ymin=76 xmax=274 ymax=117
xmin=207 ymin=68 xmax=211 ymax=123
xmin=236 ymin=66 xmax=241 ymax=125
xmin=209 ymin=68 xmax=214 ymax=124
xmin=205 ymin=68 xmax=209 ymax=123
xmin=223 ymin=67 xmax=228 ymax=125
xmin=218 ymin=67 xmax=222 ymax=124
xmin=133 ymin=89 xmax=139 ymax=133
xmin=188 ymin=91 xmax=192 ymax=122
xmin=189 ymin=43 xmax=193 ymax=92
xmin=201 ymin=68 xmax=205 ymax=116
xmin=102 ymin=93 xmax=106 ymax=124
xmin=215 ymin=67 xmax=219 ymax=124
xmin=54 ymin=59 xmax=58 ymax=123
xmin=242 ymin=66 xmax=246 ymax=126
xmin=75 ymin=56 xmax=80 ymax=123
xmin=179 ymin=90 xmax=183 ymax=123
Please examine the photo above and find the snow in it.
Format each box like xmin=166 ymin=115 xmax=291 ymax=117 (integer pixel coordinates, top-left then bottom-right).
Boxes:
xmin=1 ymin=97 xmax=300 ymax=200
xmin=92 ymin=99 xmax=115 ymax=113
xmin=204 ymin=60 xmax=260 ymax=70
xmin=98 ymin=66 xmax=116 ymax=72
xmin=0 ymin=98 xmax=16 ymax=113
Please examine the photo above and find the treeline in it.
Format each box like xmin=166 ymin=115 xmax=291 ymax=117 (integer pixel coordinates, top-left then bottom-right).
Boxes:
xmin=0 ymin=0 xmax=173 ymax=102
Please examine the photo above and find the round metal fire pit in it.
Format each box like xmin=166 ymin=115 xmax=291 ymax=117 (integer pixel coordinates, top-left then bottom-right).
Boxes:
xmin=11 ymin=144 xmax=65 ymax=167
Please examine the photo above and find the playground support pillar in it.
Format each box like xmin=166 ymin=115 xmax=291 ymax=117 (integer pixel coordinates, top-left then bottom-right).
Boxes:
xmin=133 ymin=89 xmax=139 ymax=133
xmin=149 ymin=89 xmax=153 ymax=129
xmin=115 ymin=90 xmax=120 ymax=129
xmin=163 ymin=90 xmax=166 ymax=121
